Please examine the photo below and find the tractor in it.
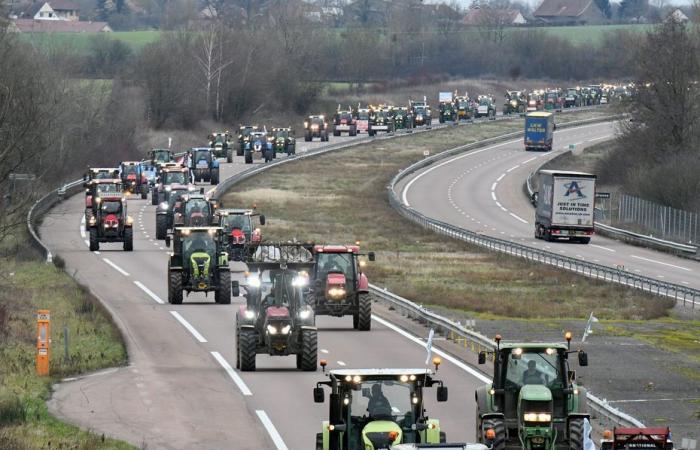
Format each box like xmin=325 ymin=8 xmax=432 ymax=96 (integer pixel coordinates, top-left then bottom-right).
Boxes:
xmin=165 ymin=227 xmax=231 ymax=304
xmin=455 ymin=95 xmax=476 ymax=121
xmin=354 ymin=107 xmax=371 ymax=134
xmin=439 ymin=100 xmax=457 ymax=123
xmin=393 ymin=107 xmax=412 ymax=131
xmin=237 ymin=125 xmax=259 ymax=157
xmin=148 ymin=148 xmax=174 ymax=168
xmin=234 ymin=244 xmax=318 ymax=371
xmin=599 ymin=427 xmax=674 ymax=450
xmin=409 ymin=98 xmax=432 ymax=128
xmin=151 ymin=165 xmax=192 ymax=205
xmin=87 ymin=194 xmax=133 ymax=251
xmin=214 ymin=208 xmax=265 ymax=261
xmin=313 ymin=365 xmax=449 ymax=450
xmin=309 ymin=244 xmax=375 ymax=330
xmin=564 ymin=88 xmax=582 ymax=108
xmin=369 ymin=107 xmax=394 ymax=136
xmin=504 ymin=91 xmax=526 ymax=115
xmin=271 ymin=127 xmax=296 ymax=157
xmin=527 ymin=91 xmax=544 ymax=112
xmin=188 ymin=147 xmax=220 ymax=184
xmin=156 ymin=185 xmax=193 ymax=240
xmin=544 ymin=90 xmax=564 ymax=112
xmin=476 ymin=95 xmax=497 ymax=119
xmin=119 ymin=161 xmax=149 ymax=199
xmin=475 ymin=332 xmax=590 ymax=450
xmin=333 ymin=107 xmax=358 ymax=136
xmin=84 ymin=167 xmax=120 ymax=185
xmin=245 ymin=130 xmax=273 ymax=164
xmin=140 ymin=161 xmax=158 ymax=187
xmin=209 ymin=131 xmax=233 ymax=163
xmin=586 ymin=85 xmax=602 ymax=105
xmin=85 ymin=179 xmax=122 ymax=222
xmin=173 ymin=193 xmax=217 ymax=229
xmin=305 ymin=115 xmax=329 ymax=142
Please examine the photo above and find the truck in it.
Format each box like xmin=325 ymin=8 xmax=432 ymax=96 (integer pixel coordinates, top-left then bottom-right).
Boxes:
xmin=524 ymin=112 xmax=554 ymax=152
xmin=534 ymin=170 xmax=596 ymax=244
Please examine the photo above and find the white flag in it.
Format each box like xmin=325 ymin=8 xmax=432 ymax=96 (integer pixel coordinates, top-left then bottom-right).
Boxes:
xmin=582 ymin=312 xmax=599 ymax=343
xmin=583 ymin=418 xmax=596 ymax=450
xmin=425 ymin=329 xmax=435 ymax=365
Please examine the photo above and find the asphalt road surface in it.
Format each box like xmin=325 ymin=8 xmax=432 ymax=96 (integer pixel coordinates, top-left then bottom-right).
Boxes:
xmin=398 ymin=121 xmax=700 ymax=301
xmin=42 ymin=134 xmax=490 ymax=450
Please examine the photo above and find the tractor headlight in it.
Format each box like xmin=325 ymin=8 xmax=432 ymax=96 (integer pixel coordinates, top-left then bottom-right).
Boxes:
xmin=299 ymin=309 xmax=312 ymax=320
xmin=328 ymin=287 xmax=346 ymax=298
xmin=281 ymin=325 xmax=291 ymax=334
xmin=292 ymin=276 xmax=308 ymax=287
xmin=248 ymin=276 xmax=261 ymax=288
xmin=267 ymin=324 xmax=278 ymax=335
xmin=524 ymin=413 xmax=551 ymax=422
xmin=159 ymin=202 xmax=169 ymax=210
xmin=511 ymin=100 xmax=517 ymax=106
xmin=165 ymin=186 xmax=172 ymax=192
xmin=244 ymin=310 xmax=255 ymax=320
xmin=126 ymin=216 xmax=133 ymax=225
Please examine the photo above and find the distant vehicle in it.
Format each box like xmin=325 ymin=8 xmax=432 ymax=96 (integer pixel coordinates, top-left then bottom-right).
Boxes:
xmin=475 ymin=95 xmax=496 ymax=119
xmin=304 ymin=115 xmax=329 ymax=142
xmin=245 ymin=130 xmax=273 ymax=164
xmin=524 ymin=112 xmax=555 ymax=152
xmin=564 ymin=87 xmax=582 ymax=108
xmin=368 ymin=107 xmax=394 ymax=136
xmin=409 ymin=98 xmax=432 ymax=128
xmin=332 ymin=108 xmax=357 ymax=136
xmin=354 ymin=107 xmax=371 ymax=134
xmin=533 ymin=170 xmax=596 ymax=244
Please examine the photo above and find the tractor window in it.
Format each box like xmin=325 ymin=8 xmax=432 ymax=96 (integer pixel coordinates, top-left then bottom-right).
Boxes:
xmin=505 ymin=351 xmax=561 ymax=388
xmin=163 ymin=172 xmax=186 ymax=185
xmin=214 ymin=135 xmax=225 ymax=144
xmin=183 ymin=233 xmax=215 ymax=255
xmin=567 ymin=89 xmax=578 ymax=96
xmin=154 ymin=151 xmax=171 ymax=162
xmin=357 ymin=111 xmax=369 ymax=120
xmin=479 ymin=98 xmax=490 ymax=106
xmin=101 ymin=201 xmax=121 ymax=214
xmin=316 ymin=253 xmax=353 ymax=278
xmin=414 ymin=107 xmax=425 ymax=114
xmin=275 ymin=130 xmax=289 ymax=139
xmin=195 ymin=150 xmax=210 ymax=162
xmin=185 ymin=199 xmax=210 ymax=218
xmin=169 ymin=191 xmax=186 ymax=207
xmin=351 ymin=380 xmax=412 ymax=420
xmin=97 ymin=184 xmax=120 ymax=194
xmin=123 ymin=165 xmax=138 ymax=175
xmin=94 ymin=171 xmax=113 ymax=180
xmin=310 ymin=118 xmax=324 ymax=126
xmin=338 ymin=113 xmax=352 ymax=121
xmin=222 ymin=215 xmax=251 ymax=232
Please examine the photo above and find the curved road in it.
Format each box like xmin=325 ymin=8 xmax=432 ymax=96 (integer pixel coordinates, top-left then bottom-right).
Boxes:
xmin=42 ymin=135 xmax=491 ymax=450
xmin=399 ymin=121 xmax=700 ymax=297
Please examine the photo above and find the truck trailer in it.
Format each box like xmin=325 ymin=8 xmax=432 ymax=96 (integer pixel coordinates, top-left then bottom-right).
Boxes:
xmin=525 ymin=111 xmax=555 ymax=151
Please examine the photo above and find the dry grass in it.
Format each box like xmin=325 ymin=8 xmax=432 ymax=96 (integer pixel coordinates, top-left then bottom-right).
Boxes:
xmin=221 ymin=110 xmax=672 ymax=320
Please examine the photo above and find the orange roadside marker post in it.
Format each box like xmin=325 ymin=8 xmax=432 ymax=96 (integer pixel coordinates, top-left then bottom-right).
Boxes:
xmin=36 ymin=309 xmax=50 ymax=376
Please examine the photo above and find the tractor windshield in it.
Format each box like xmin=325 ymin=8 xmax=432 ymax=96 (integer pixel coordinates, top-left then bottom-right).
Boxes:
xmin=505 ymin=350 xmax=562 ymax=388
xmin=194 ymin=150 xmax=211 ymax=163
xmin=338 ymin=113 xmax=353 ymax=121
xmin=169 ymin=191 xmax=186 ymax=208
xmin=316 ymin=253 xmax=354 ymax=278
xmin=275 ymin=130 xmax=289 ymax=139
xmin=183 ymin=232 xmax=216 ymax=256
xmin=567 ymin=89 xmax=578 ymax=96
xmin=214 ymin=134 xmax=225 ymax=144
xmin=93 ymin=171 xmax=114 ymax=180
xmin=153 ymin=151 xmax=171 ymax=162
xmin=414 ymin=107 xmax=425 ymax=114
xmin=163 ymin=171 xmax=187 ymax=185
xmin=350 ymin=380 xmax=413 ymax=420
xmin=185 ymin=199 xmax=210 ymax=218
xmin=96 ymin=183 xmax=121 ymax=194
xmin=546 ymin=93 xmax=558 ymax=101
xmin=310 ymin=118 xmax=324 ymax=126
xmin=122 ymin=165 xmax=138 ymax=175
xmin=357 ymin=111 xmax=370 ymax=120
xmin=222 ymin=215 xmax=252 ymax=232
xmin=479 ymin=98 xmax=491 ymax=106
xmin=101 ymin=201 xmax=122 ymax=214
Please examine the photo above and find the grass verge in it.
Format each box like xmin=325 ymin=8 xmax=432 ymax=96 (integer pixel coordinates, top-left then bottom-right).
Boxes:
xmin=0 ymin=255 xmax=133 ymax=449
xmin=221 ymin=110 xmax=673 ymax=320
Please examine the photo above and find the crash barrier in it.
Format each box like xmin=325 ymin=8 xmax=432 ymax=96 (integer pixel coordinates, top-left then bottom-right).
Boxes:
xmin=525 ymin=158 xmax=699 ymax=258
xmin=367 ymin=283 xmax=646 ymax=429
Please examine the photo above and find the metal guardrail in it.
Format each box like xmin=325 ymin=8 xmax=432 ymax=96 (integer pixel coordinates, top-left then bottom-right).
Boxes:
xmin=525 ymin=159 xmax=699 ymax=256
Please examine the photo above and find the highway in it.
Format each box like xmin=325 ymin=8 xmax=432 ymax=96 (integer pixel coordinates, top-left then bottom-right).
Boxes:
xmin=398 ymin=121 xmax=700 ymax=293
xmin=41 ymin=136 xmax=490 ymax=450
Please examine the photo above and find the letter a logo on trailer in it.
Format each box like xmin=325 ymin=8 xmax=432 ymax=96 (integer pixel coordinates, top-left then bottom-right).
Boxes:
xmin=564 ymin=181 xmax=586 ymax=199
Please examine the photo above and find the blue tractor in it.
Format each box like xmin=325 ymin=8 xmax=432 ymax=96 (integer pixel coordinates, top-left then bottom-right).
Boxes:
xmin=244 ymin=130 xmax=274 ymax=164
xmin=188 ymin=147 xmax=220 ymax=184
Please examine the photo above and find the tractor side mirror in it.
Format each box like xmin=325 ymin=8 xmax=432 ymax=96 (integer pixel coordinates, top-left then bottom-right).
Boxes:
xmin=437 ymin=386 xmax=448 ymax=402
xmin=165 ymin=235 xmax=171 ymax=248
xmin=313 ymin=387 xmax=325 ymax=403
xmin=231 ymin=280 xmax=240 ymax=298
xmin=368 ymin=252 xmax=375 ymax=262
xmin=531 ymin=192 xmax=539 ymax=207
xmin=478 ymin=351 xmax=486 ymax=365
xmin=578 ymin=351 xmax=588 ymax=367
xmin=259 ymin=215 xmax=266 ymax=225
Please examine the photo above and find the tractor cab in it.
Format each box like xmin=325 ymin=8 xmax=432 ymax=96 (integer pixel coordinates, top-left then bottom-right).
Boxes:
xmin=176 ymin=194 xmax=216 ymax=227
xmin=304 ymin=115 xmax=329 ymax=142
xmin=215 ymin=208 xmax=265 ymax=261
xmin=87 ymin=194 xmax=133 ymax=251
xmin=271 ymin=127 xmax=296 ymax=156
xmin=188 ymin=147 xmax=220 ymax=184
xmin=156 ymin=185 xmax=193 ymax=239
xmin=149 ymin=149 xmax=174 ymax=167
xmin=409 ymin=99 xmax=431 ymax=127
xmin=120 ymin=161 xmax=148 ymax=198
xmin=504 ymin=91 xmax=525 ymax=115
xmin=313 ymin=368 xmax=449 ymax=450
xmin=209 ymin=131 xmax=232 ymax=161
xmin=600 ymin=428 xmax=674 ymax=450
xmin=545 ymin=90 xmax=563 ymax=111
xmin=393 ymin=107 xmax=412 ymax=130
xmin=85 ymin=179 xmax=122 ymax=219
xmin=154 ymin=167 xmax=193 ymax=205
xmin=84 ymin=167 xmax=120 ymax=186
xmin=476 ymin=333 xmax=589 ymax=450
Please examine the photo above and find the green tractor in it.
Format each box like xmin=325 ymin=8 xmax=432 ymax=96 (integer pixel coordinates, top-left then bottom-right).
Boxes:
xmin=393 ymin=107 xmax=413 ymax=131
xmin=313 ymin=365 xmax=449 ymax=450
xmin=209 ymin=131 xmax=233 ymax=163
xmin=475 ymin=333 xmax=590 ymax=450
xmin=504 ymin=91 xmax=526 ymax=115
xmin=271 ymin=127 xmax=296 ymax=156
xmin=438 ymin=101 xmax=457 ymax=123
xmin=165 ymin=227 xmax=231 ymax=305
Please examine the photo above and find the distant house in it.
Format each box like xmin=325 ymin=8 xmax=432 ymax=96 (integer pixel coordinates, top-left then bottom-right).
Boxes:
xmin=33 ymin=0 xmax=80 ymax=21
xmin=9 ymin=18 xmax=112 ymax=32
xmin=533 ymin=0 xmax=606 ymax=25
xmin=666 ymin=8 xmax=689 ymax=23
xmin=463 ymin=8 xmax=527 ymax=25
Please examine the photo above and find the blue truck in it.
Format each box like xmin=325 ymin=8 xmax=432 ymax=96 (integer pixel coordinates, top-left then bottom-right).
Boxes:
xmin=524 ymin=111 xmax=555 ymax=151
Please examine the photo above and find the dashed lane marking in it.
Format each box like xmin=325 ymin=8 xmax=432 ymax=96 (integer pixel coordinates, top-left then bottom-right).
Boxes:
xmin=210 ymin=351 xmax=252 ymax=396
xmin=255 ymin=410 xmax=289 ymax=450
xmin=134 ymin=281 xmax=164 ymax=304
xmin=630 ymin=255 xmax=692 ymax=272
xmin=103 ymin=258 xmax=129 ymax=277
xmin=169 ymin=311 xmax=207 ymax=343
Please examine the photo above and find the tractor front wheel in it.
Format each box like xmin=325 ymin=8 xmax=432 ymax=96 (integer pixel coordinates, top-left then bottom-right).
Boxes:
xmin=168 ymin=270 xmax=183 ymax=304
xmin=316 ymin=432 xmax=323 ymax=450
xmin=156 ymin=215 xmax=167 ymax=240
xmin=215 ymin=269 xmax=231 ymax=304
xmin=568 ymin=417 xmax=585 ymax=450
xmin=357 ymin=295 xmax=371 ymax=331
xmin=227 ymin=150 xmax=232 ymax=163
xmin=239 ymin=329 xmax=257 ymax=371
xmin=482 ymin=417 xmax=506 ymax=450
xmin=123 ymin=227 xmax=133 ymax=251
xmin=244 ymin=151 xmax=253 ymax=164
xmin=89 ymin=228 xmax=99 ymax=251
xmin=300 ymin=329 xmax=317 ymax=371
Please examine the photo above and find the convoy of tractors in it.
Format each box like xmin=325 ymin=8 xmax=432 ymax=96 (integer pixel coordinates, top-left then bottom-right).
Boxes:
xmin=77 ymin=80 xmax=660 ymax=450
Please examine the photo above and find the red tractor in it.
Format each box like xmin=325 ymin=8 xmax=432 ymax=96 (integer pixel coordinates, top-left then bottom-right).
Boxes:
xmin=600 ymin=428 xmax=674 ymax=450
xmin=152 ymin=165 xmax=192 ymax=206
xmin=120 ymin=161 xmax=149 ymax=199
xmin=85 ymin=179 xmax=122 ymax=222
xmin=309 ymin=244 xmax=375 ymax=330
xmin=87 ymin=195 xmax=134 ymax=251
xmin=332 ymin=107 xmax=358 ymax=137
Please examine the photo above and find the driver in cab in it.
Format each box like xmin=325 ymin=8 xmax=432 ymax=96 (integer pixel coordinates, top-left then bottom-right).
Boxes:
xmin=522 ymin=360 xmax=545 ymax=385
xmin=367 ymin=383 xmax=392 ymax=418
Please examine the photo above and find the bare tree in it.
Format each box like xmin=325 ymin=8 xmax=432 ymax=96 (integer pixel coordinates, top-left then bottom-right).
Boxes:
xmin=195 ymin=22 xmax=234 ymax=120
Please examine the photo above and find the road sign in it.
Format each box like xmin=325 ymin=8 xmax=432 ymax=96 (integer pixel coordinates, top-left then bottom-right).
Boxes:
xmin=595 ymin=192 xmax=611 ymax=199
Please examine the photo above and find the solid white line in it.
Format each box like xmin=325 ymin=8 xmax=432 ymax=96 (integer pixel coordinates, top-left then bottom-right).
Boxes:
xmin=256 ymin=410 xmax=289 ymax=450
xmin=590 ymin=244 xmax=615 ymax=253
xmin=134 ymin=281 xmax=164 ymax=304
xmin=320 ymin=349 xmax=329 ymax=354
xmin=491 ymin=192 xmax=497 ymax=201
xmin=506 ymin=165 xmax=520 ymax=173
xmin=496 ymin=173 xmax=505 ymax=182
xmin=630 ymin=255 xmax=692 ymax=272
xmin=337 ymin=361 xmax=346 ymax=366
xmin=589 ymin=135 xmax=611 ymax=142
xmin=521 ymin=156 xmax=538 ymax=164
xmin=103 ymin=258 xmax=129 ymax=277
xmin=169 ymin=311 xmax=207 ymax=343
xmin=210 ymin=351 xmax=252 ymax=396
xmin=84 ymin=239 xmax=89 ymax=247
xmin=509 ymin=213 xmax=529 ymax=224
xmin=372 ymin=315 xmax=490 ymax=383
xmin=490 ymin=182 xmax=497 ymax=191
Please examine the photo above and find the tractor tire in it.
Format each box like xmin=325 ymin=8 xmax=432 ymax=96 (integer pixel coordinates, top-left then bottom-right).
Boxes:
xmin=289 ymin=145 xmax=296 ymax=155
xmin=156 ymin=214 xmax=167 ymax=240
xmin=211 ymin=169 xmax=219 ymax=185
xmin=316 ymin=432 xmax=323 ymax=450
xmin=482 ymin=417 xmax=506 ymax=450
xmin=333 ymin=130 xmax=340 ymax=137
xmin=237 ymin=145 xmax=244 ymax=157
xmin=352 ymin=311 xmax=359 ymax=330
xmin=227 ymin=150 xmax=232 ymax=163
xmin=349 ymin=126 xmax=357 ymax=136
xmin=272 ymin=149 xmax=277 ymax=159
xmin=568 ymin=417 xmax=585 ymax=450
xmin=305 ymin=133 xmax=312 ymax=142
xmin=140 ymin=186 xmax=148 ymax=200
xmin=300 ymin=329 xmax=317 ymax=371
xmin=357 ymin=295 xmax=371 ymax=331
xmin=439 ymin=116 xmax=445 ymax=124
xmin=151 ymin=189 xmax=158 ymax=205
xmin=235 ymin=329 xmax=241 ymax=369
xmin=578 ymin=237 xmax=591 ymax=244
xmin=168 ymin=270 xmax=183 ymax=304
xmin=244 ymin=152 xmax=253 ymax=164
xmin=123 ymin=227 xmax=133 ymax=251
xmin=89 ymin=228 xmax=99 ymax=251
xmin=239 ymin=329 xmax=257 ymax=371
xmin=440 ymin=431 xmax=446 ymax=443
xmin=322 ymin=132 xmax=329 ymax=142
xmin=368 ymin=130 xmax=376 ymax=137
xmin=215 ymin=269 xmax=231 ymax=304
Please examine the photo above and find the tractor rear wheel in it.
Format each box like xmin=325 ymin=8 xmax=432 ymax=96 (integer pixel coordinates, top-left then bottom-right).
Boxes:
xmin=357 ymin=295 xmax=371 ymax=331
xmin=215 ymin=269 xmax=231 ymax=304
xmin=141 ymin=186 xmax=148 ymax=200
xmin=156 ymin=215 xmax=167 ymax=240
xmin=235 ymin=328 xmax=241 ymax=369
xmin=168 ymin=270 xmax=183 ymax=304
xmin=244 ymin=151 xmax=253 ymax=164
xmin=89 ymin=228 xmax=99 ymax=251
xmin=211 ymin=169 xmax=219 ymax=185
xmin=123 ymin=227 xmax=133 ymax=251
xmin=239 ymin=329 xmax=257 ymax=371
xmin=482 ymin=417 xmax=506 ymax=450
xmin=151 ymin=190 xmax=158 ymax=205
xmin=300 ymin=329 xmax=317 ymax=371
xmin=227 ymin=150 xmax=232 ymax=163
xmin=350 ymin=126 xmax=357 ymax=136
xmin=568 ymin=417 xmax=585 ymax=450
xmin=316 ymin=432 xmax=323 ymax=450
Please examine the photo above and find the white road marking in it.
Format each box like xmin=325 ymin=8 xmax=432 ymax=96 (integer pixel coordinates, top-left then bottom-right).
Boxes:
xmin=320 ymin=349 xmax=329 ymax=354
xmin=590 ymin=244 xmax=615 ymax=253
xmin=337 ymin=361 xmax=346 ymax=366
xmin=607 ymin=397 xmax=700 ymax=403
xmin=506 ymin=165 xmax=520 ymax=172
xmin=169 ymin=311 xmax=207 ymax=343
xmin=491 ymin=192 xmax=497 ymax=201
xmin=491 ymin=182 xmax=497 ymax=191
xmin=255 ymin=410 xmax=289 ymax=450
xmin=134 ymin=281 xmax=164 ymax=304
xmin=84 ymin=239 xmax=89 ymax=247
xmin=80 ymin=216 xmax=86 ymax=238
xmin=496 ymin=173 xmax=505 ymax=182
xmin=521 ymin=156 xmax=538 ymax=164
xmin=682 ymin=281 xmax=690 ymax=285
xmin=93 ymin=251 xmax=100 ymax=255
xmin=509 ymin=213 xmax=528 ymax=224
xmin=210 ymin=351 xmax=252 ymax=396
xmin=589 ymin=135 xmax=611 ymax=142
xmin=630 ymin=255 xmax=692 ymax=272
xmin=103 ymin=258 xmax=129 ymax=277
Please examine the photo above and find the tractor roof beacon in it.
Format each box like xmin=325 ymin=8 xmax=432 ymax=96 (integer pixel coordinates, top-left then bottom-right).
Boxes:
xmin=475 ymin=332 xmax=590 ymax=450
xmin=313 ymin=365 xmax=450 ymax=450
